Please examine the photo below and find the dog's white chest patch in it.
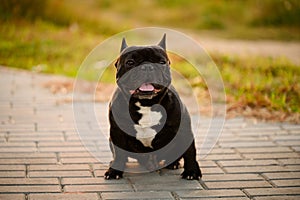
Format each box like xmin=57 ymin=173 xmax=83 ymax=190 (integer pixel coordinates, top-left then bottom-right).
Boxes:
xmin=134 ymin=102 xmax=162 ymax=148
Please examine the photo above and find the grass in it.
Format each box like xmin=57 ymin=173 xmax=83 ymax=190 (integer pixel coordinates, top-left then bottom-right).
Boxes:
xmin=170 ymin=54 xmax=300 ymax=122
xmin=0 ymin=20 xmax=101 ymax=77
xmin=212 ymin=55 xmax=299 ymax=114
xmin=0 ymin=0 xmax=299 ymax=122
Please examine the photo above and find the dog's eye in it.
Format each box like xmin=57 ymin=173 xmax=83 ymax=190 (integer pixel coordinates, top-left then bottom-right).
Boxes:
xmin=126 ymin=60 xmax=135 ymax=66
xmin=159 ymin=60 xmax=166 ymax=65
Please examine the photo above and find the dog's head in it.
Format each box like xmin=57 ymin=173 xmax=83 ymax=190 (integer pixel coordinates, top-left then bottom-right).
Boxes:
xmin=115 ymin=34 xmax=171 ymax=100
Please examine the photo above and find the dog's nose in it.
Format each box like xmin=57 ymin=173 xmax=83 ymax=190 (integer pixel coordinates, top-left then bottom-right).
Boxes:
xmin=141 ymin=65 xmax=154 ymax=71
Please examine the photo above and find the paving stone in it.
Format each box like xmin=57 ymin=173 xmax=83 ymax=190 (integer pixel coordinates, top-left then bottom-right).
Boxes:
xmin=61 ymin=157 xmax=102 ymax=164
xmin=176 ymin=189 xmax=246 ymax=198
xmin=263 ymin=172 xmax=300 ymax=180
xmin=204 ymin=154 xmax=242 ymax=160
xmin=224 ymin=165 xmax=300 ymax=174
xmin=29 ymin=193 xmax=99 ymax=200
xmin=278 ymin=159 xmax=300 ymax=165
xmin=9 ymin=135 xmax=64 ymax=142
xmin=276 ymin=141 xmax=300 ymax=146
xmin=64 ymin=184 xmax=133 ymax=192
xmin=205 ymin=180 xmax=272 ymax=189
xmin=234 ymin=125 xmax=282 ymax=132
xmin=0 ymin=147 xmax=37 ymax=153
xmin=0 ymin=158 xmax=57 ymax=165
xmin=134 ymin=181 xmax=202 ymax=191
xmin=202 ymin=174 xmax=263 ymax=182
xmin=197 ymin=160 xmax=218 ymax=167
xmin=197 ymin=167 xmax=225 ymax=174
xmin=220 ymin=141 xmax=276 ymax=148
xmin=243 ymin=153 xmax=300 ymax=159
xmin=219 ymin=159 xmax=279 ymax=167
xmin=0 ymin=194 xmax=25 ymax=200
xmin=29 ymin=164 xmax=90 ymax=171
xmin=289 ymin=129 xmax=300 ymax=134
xmin=272 ymin=179 xmax=300 ymax=187
xmin=38 ymin=141 xmax=84 ymax=147
xmin=0 ymin=171 xmax=25 ymax=178
xmin=236 ymin=147 xmax=293 ymax=153
xmin=245 ymin=187 xmax=300 ymax=197
xmin=254 ymin=196 xmax=300 ymax=200
xmin=219 ymin=136 xmax=271 ymax=142
xmin=93 ymin=169 xmax=107 ymax=177
xmin=0 ymin=124 xmax=35 ymax=132
xmin=39 ymin=147 xmax=88 ymax=152
xmin=0 ymin=165 xmax=25 ymax=171
xmin=281 ymin=124 xmax=300 ymax=130
xmin=292 ymin=146 xmax=300 ymax=152
xmin=101 ymin=191 xmax=174 ymax=200
xmin=157 ymin=167 xmax=224 ymax=176
xmin=180 ymin=198 xmax=250 ymax=200
xmin=62 ymin=177 xmax=128 ymax=185
xmin=272 ymin=135 xmax=300 ymax=141
xmin=29 ymin=170 xmax=92 ymax=178
xmin=92 ymin=163 xmax=109 ymax=170
xmin=204 ymin=148 xmax=236 ymax=154
xmin=59 ymin=152 xmax=94 ymax=158
xmin=0 ymin=178 xmax=59 ymax=185
xmin=0 ymin=152 xmax=56 ymax=158
xmin=0 ymin=185 xmax=61 ymax=193
xmin=0 ymin=142 xmax=36 ymax=148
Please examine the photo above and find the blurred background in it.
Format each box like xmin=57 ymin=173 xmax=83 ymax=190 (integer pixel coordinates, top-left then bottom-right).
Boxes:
xmin=0 ymin=0 xmax=299 ymax=122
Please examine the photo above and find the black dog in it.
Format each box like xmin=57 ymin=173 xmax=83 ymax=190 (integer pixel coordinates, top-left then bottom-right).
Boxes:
xmin=104 ymin=35 xmax=202 ymax=180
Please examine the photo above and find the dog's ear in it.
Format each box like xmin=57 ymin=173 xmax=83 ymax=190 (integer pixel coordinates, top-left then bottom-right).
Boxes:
xmin=120 ymin=37 xmax=128 ymax=52
xmin=158 ymin=33 xmax=166 ymax=50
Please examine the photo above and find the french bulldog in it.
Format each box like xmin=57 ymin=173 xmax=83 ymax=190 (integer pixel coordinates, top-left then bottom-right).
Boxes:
xmin=104 ymin=34 xmax=202 ymax=180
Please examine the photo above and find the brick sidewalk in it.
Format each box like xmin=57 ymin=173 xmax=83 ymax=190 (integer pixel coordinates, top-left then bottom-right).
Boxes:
xmin=0 ymin=66 xmax=299 ymax=200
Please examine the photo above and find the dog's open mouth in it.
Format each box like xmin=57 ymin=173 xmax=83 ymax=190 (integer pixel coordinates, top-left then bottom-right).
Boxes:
xmin=130 ymin=83 xmax=161 ymax=99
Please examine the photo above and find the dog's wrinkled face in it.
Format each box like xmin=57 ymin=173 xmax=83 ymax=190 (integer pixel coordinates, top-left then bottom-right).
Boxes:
xmin=115 ymin=35 xmax=171 ymax=100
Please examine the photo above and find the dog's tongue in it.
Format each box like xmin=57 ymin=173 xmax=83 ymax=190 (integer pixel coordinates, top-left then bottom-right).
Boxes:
xmin=139 ymin=83 xmax=154 ymax=91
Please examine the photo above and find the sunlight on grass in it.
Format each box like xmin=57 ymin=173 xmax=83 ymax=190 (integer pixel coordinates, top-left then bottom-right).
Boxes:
xmin=212 ymin=54 xmax=300 ymax=121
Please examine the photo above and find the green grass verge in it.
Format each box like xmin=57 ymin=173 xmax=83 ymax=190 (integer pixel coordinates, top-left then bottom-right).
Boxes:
xmin=0 ymin=20 xmax=99 ymax=77
xmin=171 ymin=54 xmax=300 ymax=116
xmin=213 ymin=55 xmax=299 ymax=114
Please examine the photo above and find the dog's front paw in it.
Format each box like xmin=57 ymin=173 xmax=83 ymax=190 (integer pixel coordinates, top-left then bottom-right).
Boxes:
xmin=181 ymin=167 xmax=202 ymax=180
xmin=104 ymin=168 xmax=123 ymax=180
